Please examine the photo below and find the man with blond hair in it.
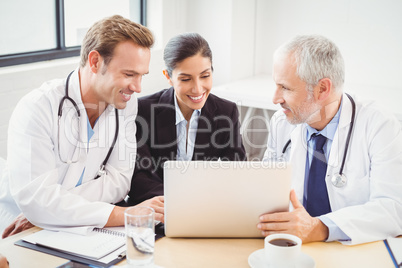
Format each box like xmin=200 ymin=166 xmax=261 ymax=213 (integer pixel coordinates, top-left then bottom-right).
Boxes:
xmin=2 ymin=15 xmax=164 ymax=237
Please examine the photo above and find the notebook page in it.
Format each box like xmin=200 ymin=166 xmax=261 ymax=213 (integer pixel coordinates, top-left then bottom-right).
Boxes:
xmin=387 ymin=237 xmax=402 ymax=265
xmin=23 ymin=229 xmax=125 ymax=260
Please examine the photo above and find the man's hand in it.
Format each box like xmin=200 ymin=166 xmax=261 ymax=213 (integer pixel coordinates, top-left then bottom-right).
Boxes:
xmin=0 ymin=254 xmax=9 ymax=268
xmin=2 ymin=213 xmax=34 ymax=239
xmin=257 ymin=190 xmax=329 ymax=243
xmin=137 ymin=196 xmax=165 ymax=223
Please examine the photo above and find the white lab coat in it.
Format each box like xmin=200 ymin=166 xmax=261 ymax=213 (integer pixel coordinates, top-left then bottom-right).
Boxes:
xmin=264 ymin=93 xmax=402 ymax=245
xmin=6 ymin=69 xmax=137 ymax=232
xmin=0 ymin=157 xmax=20 ymax=234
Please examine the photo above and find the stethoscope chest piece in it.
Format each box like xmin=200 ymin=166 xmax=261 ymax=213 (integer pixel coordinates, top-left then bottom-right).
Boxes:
xmin=331 ymin=173 xmax=347 ymax=188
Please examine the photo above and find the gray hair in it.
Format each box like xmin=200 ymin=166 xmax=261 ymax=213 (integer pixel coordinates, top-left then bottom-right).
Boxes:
xmin=274 ymin=35 xmax=345 ymax=92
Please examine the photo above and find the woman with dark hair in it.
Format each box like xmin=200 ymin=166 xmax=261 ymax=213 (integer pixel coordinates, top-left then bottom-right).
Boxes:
xmin=129 ymin=33 xmax=247 ymax=204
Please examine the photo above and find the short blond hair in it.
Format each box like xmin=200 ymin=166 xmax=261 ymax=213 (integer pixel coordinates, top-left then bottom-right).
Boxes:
xmin=80 ymin=15 xmax=154 ymax=68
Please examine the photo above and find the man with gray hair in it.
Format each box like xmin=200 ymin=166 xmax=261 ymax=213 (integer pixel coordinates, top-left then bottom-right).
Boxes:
xmin=259 ymin=35 xmax=402 ymax=245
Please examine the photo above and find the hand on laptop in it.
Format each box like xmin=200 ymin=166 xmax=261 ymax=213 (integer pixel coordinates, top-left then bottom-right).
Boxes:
xmin=137 ymin=195 xmax=165 ymax=223
xmin=257 ymin=190 xmax=329 ymax=243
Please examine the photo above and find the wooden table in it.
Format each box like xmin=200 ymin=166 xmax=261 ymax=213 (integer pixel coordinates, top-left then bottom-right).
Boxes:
xmin=0 ymin=227 xmax=394 ymax=267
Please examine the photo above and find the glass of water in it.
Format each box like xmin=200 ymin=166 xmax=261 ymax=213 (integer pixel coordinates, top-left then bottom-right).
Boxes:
xmin=124 ymin=206 xmax=155 ymax=267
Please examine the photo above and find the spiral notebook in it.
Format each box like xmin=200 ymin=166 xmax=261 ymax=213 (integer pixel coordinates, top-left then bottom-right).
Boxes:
xmin=20 ymin=227 xmax=125 ymax=261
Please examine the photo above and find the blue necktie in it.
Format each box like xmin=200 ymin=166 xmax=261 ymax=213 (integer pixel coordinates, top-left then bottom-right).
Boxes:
xmin=306 ymin=134 xmax=331 ymax=217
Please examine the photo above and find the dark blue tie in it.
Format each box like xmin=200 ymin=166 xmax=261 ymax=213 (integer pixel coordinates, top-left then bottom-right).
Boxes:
xmin=306 ymin=134 xmax=331 ymax=217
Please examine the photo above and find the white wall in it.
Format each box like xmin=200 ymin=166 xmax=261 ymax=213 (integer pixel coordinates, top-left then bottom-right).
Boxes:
xmin=255 ymin=0 xmax=402 ymax=91
xmin=1 ymin=0 xmax=402 ymax=159
xmin=140 ymin=0 xmax=188 ymax=96
xmin=183 ymin=0 xmax=257 ymax=85
xmin=185 ymin=0 xmax=234 ymax=86
xmin=0 ymin=58 xmax=80 ymax=158
xmin=141 ymin=0 xmax=258 ymax=95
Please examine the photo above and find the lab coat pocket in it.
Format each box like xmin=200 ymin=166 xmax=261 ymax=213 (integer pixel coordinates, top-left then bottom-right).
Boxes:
xmin=328 ymin=166 xmax=370 ymax=211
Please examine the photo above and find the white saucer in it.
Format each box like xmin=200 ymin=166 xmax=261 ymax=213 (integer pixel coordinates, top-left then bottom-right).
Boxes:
xmin=248 ymin=249 xmax=316 ymax=268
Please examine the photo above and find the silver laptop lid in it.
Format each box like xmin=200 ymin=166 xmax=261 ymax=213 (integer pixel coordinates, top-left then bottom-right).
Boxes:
xmin=164 ymin=161 xmax=291 ymax=238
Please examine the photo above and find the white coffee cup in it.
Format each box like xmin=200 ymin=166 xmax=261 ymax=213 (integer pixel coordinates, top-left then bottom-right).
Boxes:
xmin=264 ymin=233 xmax=302 ymax=268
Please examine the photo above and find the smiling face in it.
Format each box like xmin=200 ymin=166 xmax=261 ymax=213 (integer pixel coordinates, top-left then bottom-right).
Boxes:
xmin=164 ymin=53 xmax=213 ymax=120
xmin=92 ymin=40 xmax=151 ymax=110
xmin=272 ymin=53 xmax=322 ymax=126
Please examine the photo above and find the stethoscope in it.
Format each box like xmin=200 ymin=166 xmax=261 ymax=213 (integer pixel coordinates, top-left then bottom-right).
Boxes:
xmin=57 ymin=70 xmax=119 ymax=179
xmin=281 ymin=93 xmax=356 ymax=188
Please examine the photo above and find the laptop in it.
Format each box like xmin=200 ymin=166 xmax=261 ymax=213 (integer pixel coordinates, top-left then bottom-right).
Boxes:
xmin=163 ymin=161 xmax=291 ymax=238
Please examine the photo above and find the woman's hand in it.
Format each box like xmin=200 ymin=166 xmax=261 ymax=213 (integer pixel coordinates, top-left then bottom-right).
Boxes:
xmin=137 ymin=196 xmax=165 ymax=223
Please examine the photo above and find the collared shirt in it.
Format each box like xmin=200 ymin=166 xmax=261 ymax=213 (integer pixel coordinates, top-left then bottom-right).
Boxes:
xmin=303 ymin=97 xmax=350 ymax=242
xmin=174 ymin=95 xmax=201 ymax=161
xmin=303 ymin=102 xmax=342 ymax=203
xmin=76 ymin=115 xmax=96 ymax=186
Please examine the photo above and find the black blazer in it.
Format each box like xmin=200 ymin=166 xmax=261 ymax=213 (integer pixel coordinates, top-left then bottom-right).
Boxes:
xmin=128 ymin=87 xmax=247 ymax=204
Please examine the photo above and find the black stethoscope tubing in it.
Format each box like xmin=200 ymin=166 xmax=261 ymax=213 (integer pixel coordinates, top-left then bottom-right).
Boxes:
xmin=58 ymin=70 xmax=119 ymax=179
xmin=281 ymin=93 xmax=356 ymax=181
xmin=339 ymin=93 xmax=355 ymax=175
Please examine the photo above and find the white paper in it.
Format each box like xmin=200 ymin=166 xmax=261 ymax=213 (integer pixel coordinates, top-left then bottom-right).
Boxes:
xmin=387 ymin=236 xmax=402 ymax=265
xmin=22 ymin=228 xmax=125 ymax=261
